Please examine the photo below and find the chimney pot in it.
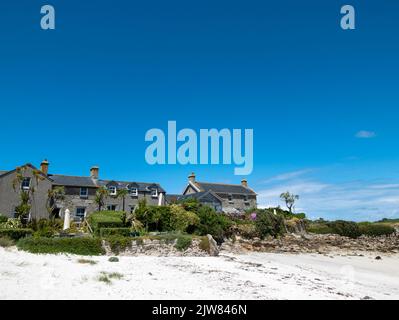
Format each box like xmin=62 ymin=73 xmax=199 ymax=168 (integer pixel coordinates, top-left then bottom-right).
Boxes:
xmin=90 ymin=166 xmax=99 ymax=180
xmin=188 ymin=172 xmax=196 ymax=183
xmin=40 ymin=159 xmax=49 ymax=175
xmin=241 ymin=179 xmax=248 ymax=187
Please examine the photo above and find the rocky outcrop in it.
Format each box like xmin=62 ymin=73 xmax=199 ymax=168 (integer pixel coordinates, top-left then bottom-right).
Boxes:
xmin=102 ymin=237 xmax=214 ymax=257
xmin=221 ymin=233 xmax=399 ymax=255
xmin=207 ymin=234 xmax=219 ymax=256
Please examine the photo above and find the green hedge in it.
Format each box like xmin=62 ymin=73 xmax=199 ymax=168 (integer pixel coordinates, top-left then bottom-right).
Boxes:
xmin=99 ymin=228 xmax=133 ymax=237
xmin=0 ymin=228 xmax=33 ymax=240
xmin=17 ymin=237 xmax=104 ymax=256
xmin=0 ymin=214 xmax=8 ymax=224
xmin=87 ymin=211 xmax=125 ymax=234
xmin=358 ymin=223 xmax=395 ymax=237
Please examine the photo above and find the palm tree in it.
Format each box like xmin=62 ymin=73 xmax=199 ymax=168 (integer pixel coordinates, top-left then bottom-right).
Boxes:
xmin=95 ymin=186 xmax=109 ymax=211
xmin=117 ymin=188 xmax=129 ymax=212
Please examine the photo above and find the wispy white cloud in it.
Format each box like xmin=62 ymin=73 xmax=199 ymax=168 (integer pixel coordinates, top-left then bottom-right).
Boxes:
xmin=355 ymin=130 xmax=376 ymax=138
xmin=261 ymin=169 xmax=313 ymax=184
xmin=256 ymin=170 xmax=399 ymax=222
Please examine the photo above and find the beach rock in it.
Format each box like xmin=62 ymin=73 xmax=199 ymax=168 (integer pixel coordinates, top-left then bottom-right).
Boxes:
xmin=207 ymin=234 xmax=219 ymax=256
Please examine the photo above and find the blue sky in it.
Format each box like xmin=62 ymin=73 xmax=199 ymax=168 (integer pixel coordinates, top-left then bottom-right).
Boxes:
xmin=1 ymin=1 xmax=399 ymax=221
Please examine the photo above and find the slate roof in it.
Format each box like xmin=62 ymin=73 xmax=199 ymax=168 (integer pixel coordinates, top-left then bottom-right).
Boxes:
xmin=179 ymin=191 xmax=222 ymax=203
xmin=99 ymin=180 xmax=166 ymax=193
xmin=193 ymin=181 xmax=256 ymax=195
xmin=48 ymin=176 xmax=166 ymax=192
xmin=49 ymin=175 xmax=98 ymax=187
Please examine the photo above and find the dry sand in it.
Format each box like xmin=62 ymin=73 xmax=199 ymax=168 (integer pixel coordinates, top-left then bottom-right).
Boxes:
xmin=0 ymin=247 xmax=398 ymax=300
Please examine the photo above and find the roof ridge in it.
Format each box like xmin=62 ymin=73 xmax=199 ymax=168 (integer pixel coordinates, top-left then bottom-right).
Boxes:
xmin=196 ymin=181 xmax=246 ymax=187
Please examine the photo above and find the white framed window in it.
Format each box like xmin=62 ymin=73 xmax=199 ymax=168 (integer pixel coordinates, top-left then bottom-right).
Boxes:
xmin=228 ymin=194 xmax=233 ymax=203
xmin=80 ymin=187 xmax=88 ymax=198
xmin=108 ymin=186 xmax=117 ymax=196
xmin=151 ymin=188 xmax=158 ymax=198
xmin=130 ymin=187 xmax=138 ymax=196
xmin=107 ymin=204 xmax=117 ymax=211
xmin=76 ymin=207 xmax=86 ymax=220
xmin=21 ymin=177 xmax=31 ymax=190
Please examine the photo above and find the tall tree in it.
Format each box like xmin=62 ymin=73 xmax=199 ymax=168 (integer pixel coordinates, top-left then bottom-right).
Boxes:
xmin=280 ymin=191 xmax=299 ymax=213
xmin=117 ymin=188 xmax=129 ymax=212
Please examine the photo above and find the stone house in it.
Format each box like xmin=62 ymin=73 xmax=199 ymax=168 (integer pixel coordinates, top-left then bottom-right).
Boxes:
xmin=0 ymin=160 xmax=166 ymax=221
xmin=174 ymin=173 xmax=257 ymax=214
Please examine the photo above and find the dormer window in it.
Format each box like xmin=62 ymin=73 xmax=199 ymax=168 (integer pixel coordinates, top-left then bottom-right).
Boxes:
xmin=151 ymin=188 xmax=158 ymax=198
xmin=130 ymin=187 xmax=138 ymax=196
xmin=108 ymin=186 xmax=117 ymax=196
xmin=21 ymin=178 xmax=31 ymax=190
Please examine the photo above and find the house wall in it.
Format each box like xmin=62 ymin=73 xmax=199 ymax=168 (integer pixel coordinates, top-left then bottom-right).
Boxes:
xmin=0 ymin=167 xmax=52 ymax=220
xmin=216 ymin=193 xmax=257 ymax=212
xmin=57 ymin=189 xmax=165 ymax=219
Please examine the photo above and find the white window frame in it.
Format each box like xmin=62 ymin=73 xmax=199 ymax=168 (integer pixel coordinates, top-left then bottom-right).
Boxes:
xmin=80 ymin=187 xmax=88 ymax=198
xmin=151 ymin=188 xmax=158 ymax=198
xmin=76 ymin=207 xmax=86 ymax=220
xmin=130 ymin=187 xmax=138 ymax=196
xmin=21 ymin=177 xmax=31 ymax=190
xmin=109 ymin=186 xmax=117 ymax=196
xmin=228 ymin=194 xmax=233 ymax=203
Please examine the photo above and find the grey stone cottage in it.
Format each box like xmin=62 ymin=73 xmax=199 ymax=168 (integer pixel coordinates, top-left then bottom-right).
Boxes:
xmin=166 ymin=173 xmax=257 ymax=214
xmin=0 ymin=160 xmax=166 ymax=221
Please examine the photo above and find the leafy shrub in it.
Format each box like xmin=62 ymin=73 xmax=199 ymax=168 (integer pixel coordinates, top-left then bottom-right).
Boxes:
xmin=231 ymin=223 xmax=258 ymax=239
xmin=87 ymin=211 xmax=125 ymax=234
xmin=135 ymin=205 xmax=171 ymax=231
xmin=104 ymin=236 xmax=133 ymax=255
xmin=100 ymin=228 xmax=132 ymax=237
xmin=358 ymin=223 xmax=395 ymax=237
xmin=0 ymin=228 xmax=33 ymax=240
xmin=267 ymin=207 xmax=306 ymax=220
xmin=0 ymin=237 xmax=14 ymax=247
xmin=28 ymin=218 xmax=63 ymax=238
xmin=0 ymin=214 xmax=8 ymax=224
xmin=327 ymin=220 xmax=361 ymax=239
xmin=17 ymin=237 xmax=104 ymax=255
xmin=179 ymin=198 xmax=201 ymax=212
xmin=174 ymin=235 xmax=192 ymax=251
xmin=0 ymin=218 xmax=22 ymax=229
xmin=254 ymin=209 xmax=286 ymax=239
xmin=196 ymin=206 xmax=232 ymax=242
xmin=169 ymin=205 xmax=200 ymax=233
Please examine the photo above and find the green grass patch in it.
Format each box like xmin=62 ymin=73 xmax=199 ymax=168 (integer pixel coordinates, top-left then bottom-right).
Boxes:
xmin=87 ymin=211 xmax=125 ymax=235
xmin=17 ymin=237 xmax=104 ymax=256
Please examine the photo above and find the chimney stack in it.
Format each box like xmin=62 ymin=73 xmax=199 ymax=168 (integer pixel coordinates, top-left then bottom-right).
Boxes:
xmin=241 ymin=179 xmax=248 ymax=188
xmin=188 ymin=172 xmax=196 ymax=183
xmin=40 ymin=159 xmax=49 ymax=175
xmin=90 ymin=166 xmax=99 ymax=180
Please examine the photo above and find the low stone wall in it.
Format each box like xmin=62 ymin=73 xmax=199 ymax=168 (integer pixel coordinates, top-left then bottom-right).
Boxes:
xmin=102 ymin=235 xmax=219 ymax=257
xmin=221 ymin=233 xmax=399 ymax=255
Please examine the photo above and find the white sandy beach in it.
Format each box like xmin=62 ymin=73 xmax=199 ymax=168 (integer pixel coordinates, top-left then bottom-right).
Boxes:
xmin=0 ymin=247 xmax=398 ymax=300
